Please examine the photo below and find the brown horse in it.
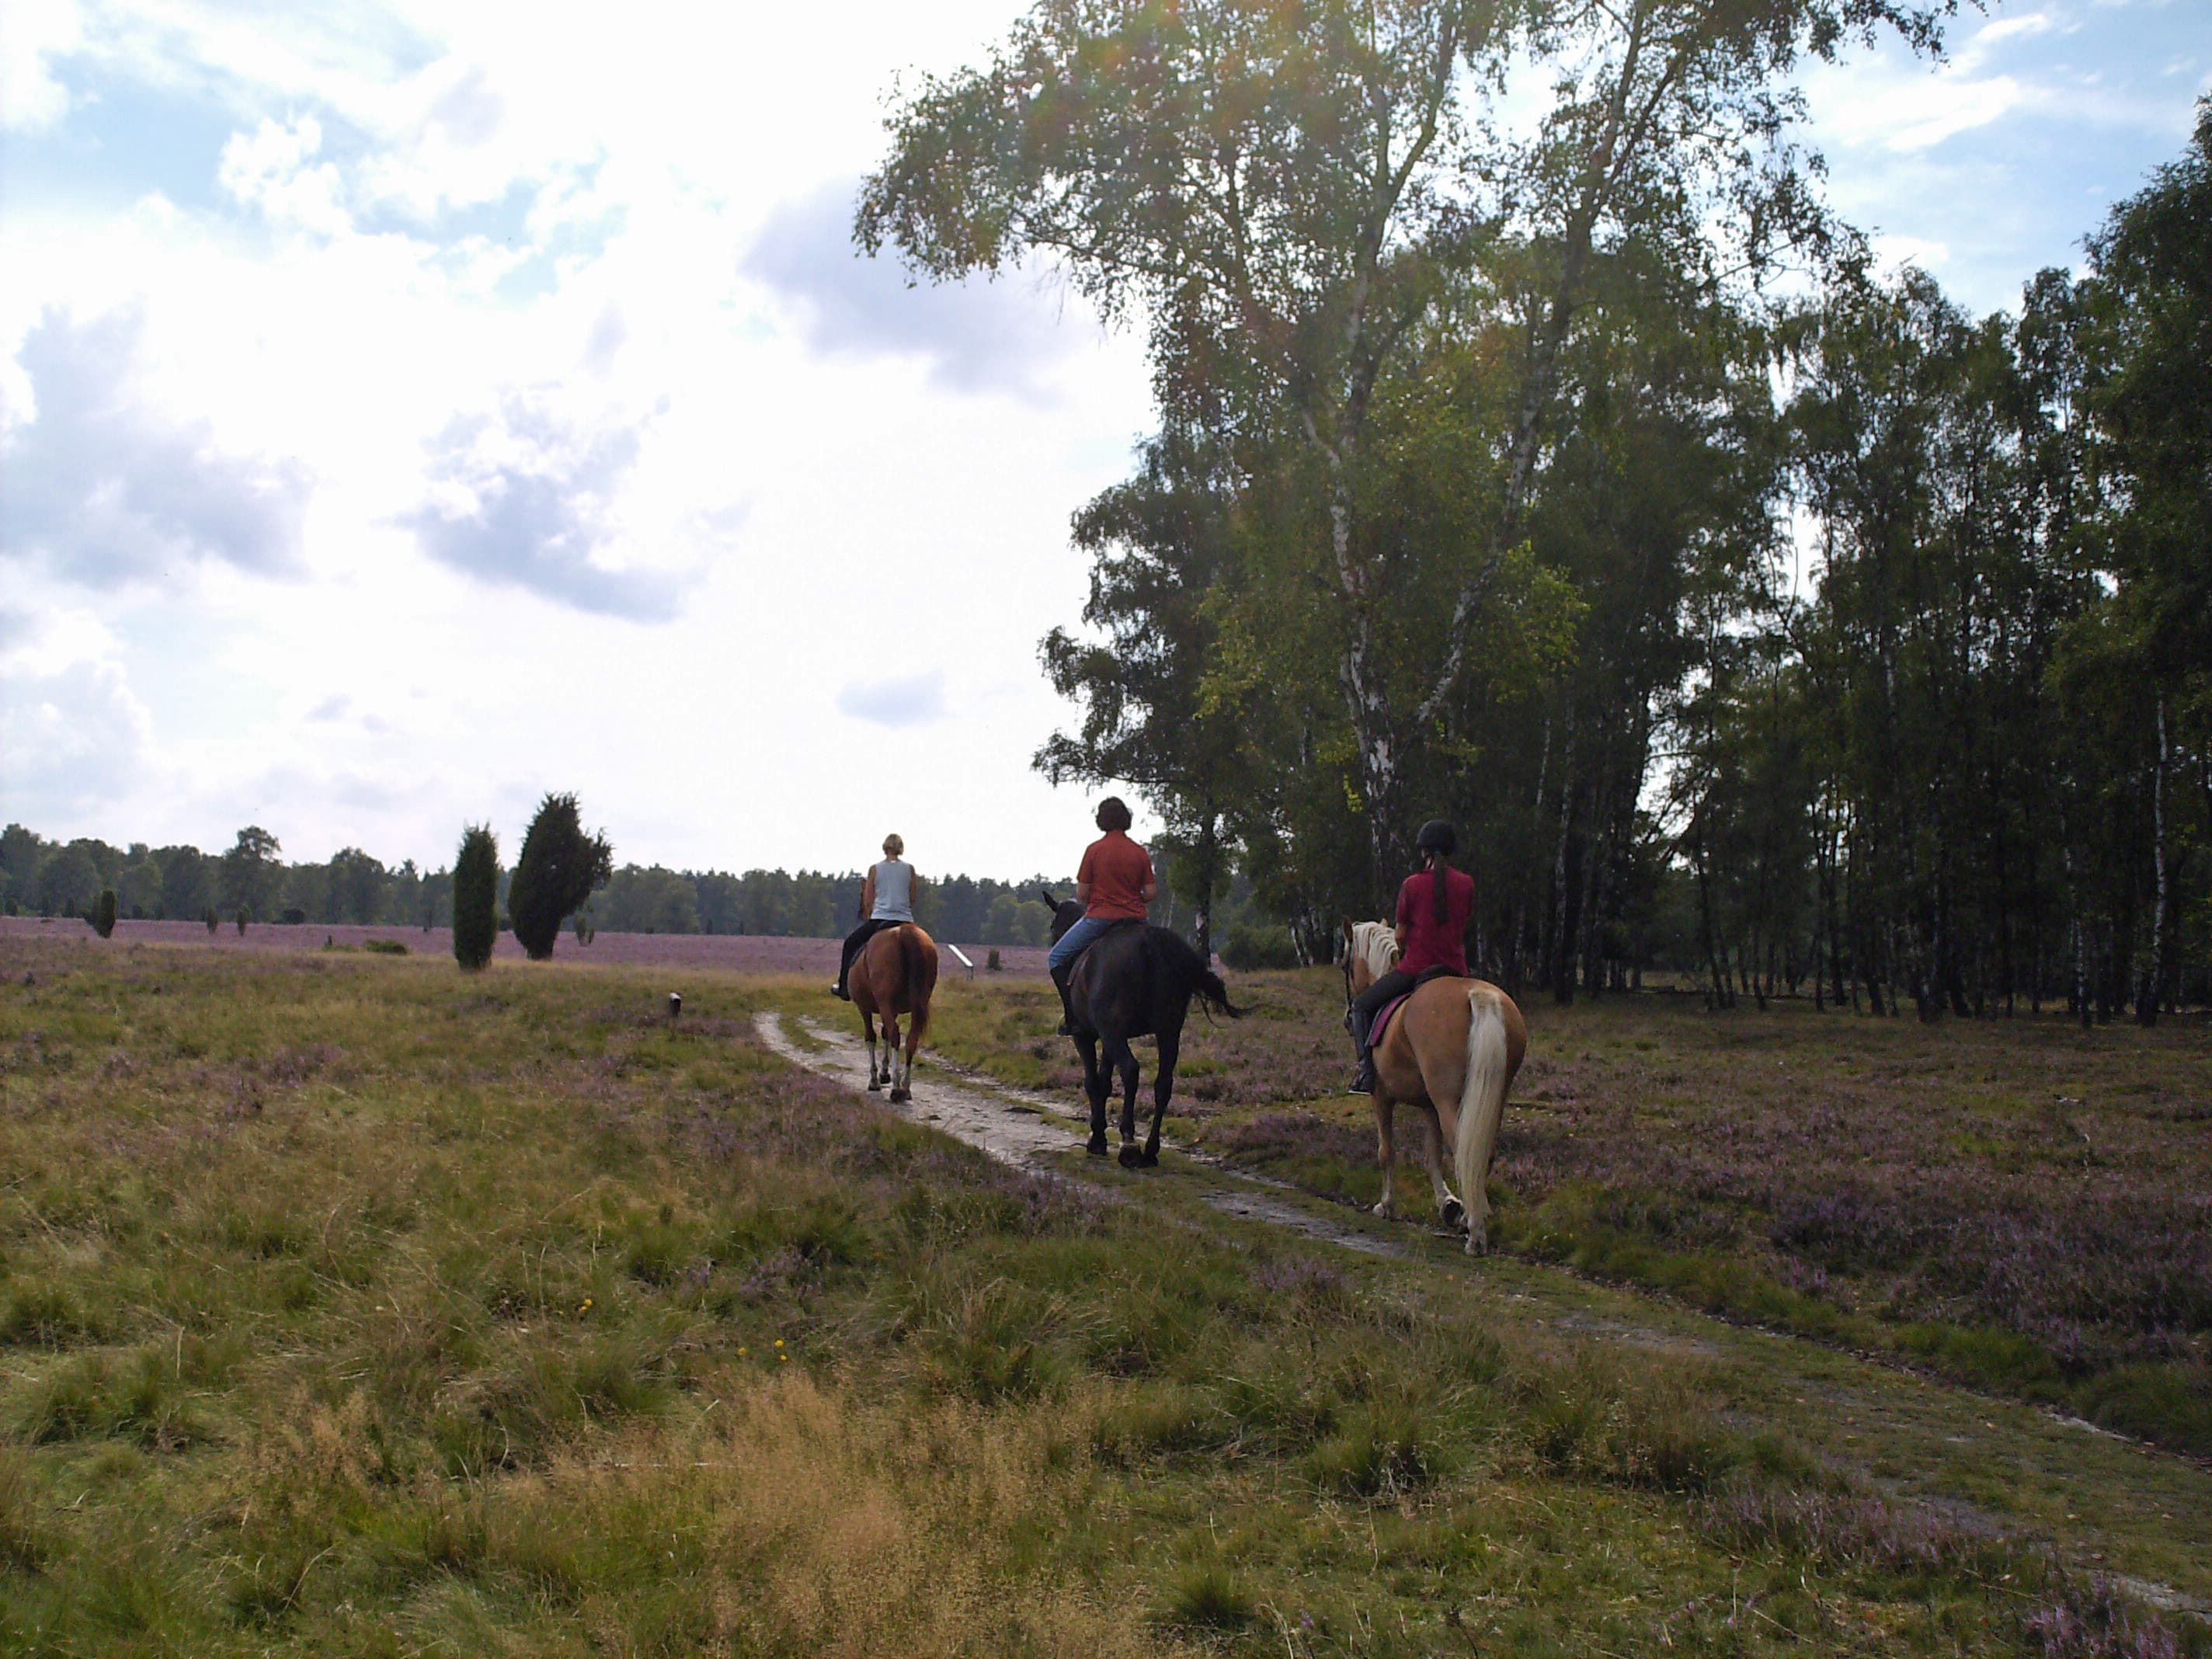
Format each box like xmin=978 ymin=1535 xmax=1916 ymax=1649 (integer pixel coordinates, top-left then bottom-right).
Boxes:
xmin=850 ymin=923 xmax=938 ymax=1103
xmin=1343 ymin=920 xmax=1527 ymax=1252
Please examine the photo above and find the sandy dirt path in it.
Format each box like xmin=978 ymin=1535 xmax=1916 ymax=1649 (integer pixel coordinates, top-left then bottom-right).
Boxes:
xmin=753 ymin=1010 xmax=1405 ymax=1257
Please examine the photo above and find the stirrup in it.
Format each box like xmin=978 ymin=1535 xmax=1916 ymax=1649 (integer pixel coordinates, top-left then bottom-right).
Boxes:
xmin=1348 ymin=1063 xmax=1376 ymax=1096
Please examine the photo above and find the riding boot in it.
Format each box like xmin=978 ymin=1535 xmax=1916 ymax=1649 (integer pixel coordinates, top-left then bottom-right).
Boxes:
xmin=1051 ymin=963 xmax=1076 ymax=1036
xmin=1347 ymin=1003 xmax=1377 ymax=1095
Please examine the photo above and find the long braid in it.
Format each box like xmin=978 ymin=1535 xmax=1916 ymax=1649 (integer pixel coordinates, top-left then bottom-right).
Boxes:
xmin=1431 ymin=851 xmax=1449 ymax=925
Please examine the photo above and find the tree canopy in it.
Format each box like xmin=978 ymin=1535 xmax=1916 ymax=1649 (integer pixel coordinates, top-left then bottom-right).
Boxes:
xmin=507 ymin=794 xmax=615 ymax=962
xmin=871 ymin=2 xmax=2204 ymax=1015
xmin=864 ymin=0 xmax=1953 ymax=882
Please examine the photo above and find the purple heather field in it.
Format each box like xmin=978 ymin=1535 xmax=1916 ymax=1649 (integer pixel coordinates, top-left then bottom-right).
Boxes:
xmin=926 ymin=966 xmax=2212 ymax=1452
xmin=0 ymin=916 xmax=1050 ymax=976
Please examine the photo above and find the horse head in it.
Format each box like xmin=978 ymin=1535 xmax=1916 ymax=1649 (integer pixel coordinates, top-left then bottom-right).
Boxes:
xmin=1038 ymin=886 xmax=1083 ymax=944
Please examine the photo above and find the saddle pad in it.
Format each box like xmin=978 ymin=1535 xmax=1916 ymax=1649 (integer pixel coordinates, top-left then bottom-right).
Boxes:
xmin=1371 ymin=966 xmax=1464 ymax=1047
xmin=1371 ymin=992 xmax=1414 ymax=1047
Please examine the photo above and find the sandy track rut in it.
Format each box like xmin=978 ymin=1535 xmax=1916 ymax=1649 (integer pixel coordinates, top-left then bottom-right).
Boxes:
xmin=753 ymin=1010 xmax=1403 ymax=1257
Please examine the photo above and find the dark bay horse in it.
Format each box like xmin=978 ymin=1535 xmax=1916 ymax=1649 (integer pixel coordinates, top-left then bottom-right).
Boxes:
xmin=1344 ymin=919 xmax=1526 ymax=1252
xmin=1042 ymin=890 xmax=1243 ymax=1167
xmin=850 ymin=923 xmax=938 ymax=1103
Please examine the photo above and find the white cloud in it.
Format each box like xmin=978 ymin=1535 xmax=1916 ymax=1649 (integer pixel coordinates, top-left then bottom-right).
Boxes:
xmin=1872 ymin=233 xmax=1953 ymax=274
xmin=746 ymin=179 xmax=1094 ymax=404
xmin=0 ymin=600 xmax=117 ymax=677
xmin=1 ymin=306 xmax=311 ymax=587
xmin=839 ymin=670 xmax=950 ymax=729
xmin=0 ymin=602 xmax=155 ymax=824
xmin=0 ymin=0 xmax=82 ymax=131
xmin=217 ymin=113 xmax=351 ymax=236
xmin=1888 ymin=74 xmax=2029 ymax=150
xmin=398 ymin=391 xmax=690 ymax=620
xmin=1961 ymin=12 xmax=2058 ymax=64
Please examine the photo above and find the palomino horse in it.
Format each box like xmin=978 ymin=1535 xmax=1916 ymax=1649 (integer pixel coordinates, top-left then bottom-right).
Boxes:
xmin=1043 ymin=892 xmax=1243 ymax=1167
xmin=1343 ymin=920 xmax=1527 ymax=1252
xmin=850 ymin=922 xmax=939 ymax=1103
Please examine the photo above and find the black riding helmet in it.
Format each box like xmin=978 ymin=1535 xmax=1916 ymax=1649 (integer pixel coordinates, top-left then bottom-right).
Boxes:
xmin=1414 ymin=819 xmax=1457 ymax=857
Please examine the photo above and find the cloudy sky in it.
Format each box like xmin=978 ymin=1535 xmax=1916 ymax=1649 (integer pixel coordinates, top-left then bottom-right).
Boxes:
xmin=2 ymin=0 xmax=2204 ymax=878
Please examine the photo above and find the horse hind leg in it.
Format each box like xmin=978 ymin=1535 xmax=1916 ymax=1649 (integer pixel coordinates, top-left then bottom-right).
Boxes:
xmin=885 ymin=1011 xmax=907 ymax=1101
xmin=1104 ymin=1036 xmax=1143 ymax=1167
xmin=1133 ymin=1028 xmax=1177 ymax=1168
xmin=861 ymin=1010 xmax=882 ymax=1091
xmin=894 ymin=1014 xmax=919 ymax=1103
xmin=1372 ymin=1093 xmax=1397 ymax=1219
xmin=1416 ymin=1104 xmax=1467 ymax=1232
xmin=1074 ymin=1032 xmax=1109 ymax=1156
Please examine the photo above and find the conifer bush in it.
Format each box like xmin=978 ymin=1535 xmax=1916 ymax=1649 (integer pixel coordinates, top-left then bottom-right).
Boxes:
xmin=235 ymin=910 xmax=247 ymax=935
xmin=203 ymin=907 xmax=217 ymax=934
xmin=507 ymin=793 xmax=613 ymax=962
xmin=89 ymin=889 xmax=117 ymax=939
xmin=453 ymin=826 xmax=499 ymax=972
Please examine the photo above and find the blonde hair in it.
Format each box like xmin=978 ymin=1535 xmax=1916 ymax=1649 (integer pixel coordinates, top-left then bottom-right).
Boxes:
xmin=882 ymin=833 xmax=905 ymax=857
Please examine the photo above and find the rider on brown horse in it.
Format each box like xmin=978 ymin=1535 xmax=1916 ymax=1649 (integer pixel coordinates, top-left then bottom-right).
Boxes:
xmin=830 ymin=833 xmax=920 ymax=1000
xmin=1348 ymin=819 xmax=1474 ymax=1094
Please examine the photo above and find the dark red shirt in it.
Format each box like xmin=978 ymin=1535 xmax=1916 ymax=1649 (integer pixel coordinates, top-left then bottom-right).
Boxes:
xmin=1394 ymin=866 xmax=1475 ymax=976
xmin=1078 ymin=831 xmax=1155 ymax=921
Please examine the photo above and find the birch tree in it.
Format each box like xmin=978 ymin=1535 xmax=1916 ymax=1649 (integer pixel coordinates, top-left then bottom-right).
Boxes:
xmin=861 ymin=0 xmax=1951 ymax=886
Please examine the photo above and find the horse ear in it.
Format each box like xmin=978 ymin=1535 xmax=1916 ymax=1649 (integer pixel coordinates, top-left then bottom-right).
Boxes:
xmin=1038 ymin=885 xmax=1058 ymax=909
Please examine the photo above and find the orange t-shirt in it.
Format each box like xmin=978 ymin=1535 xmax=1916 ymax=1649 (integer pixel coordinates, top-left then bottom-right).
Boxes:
xmin=1078 ymin=831 xmax=1154 ymax=921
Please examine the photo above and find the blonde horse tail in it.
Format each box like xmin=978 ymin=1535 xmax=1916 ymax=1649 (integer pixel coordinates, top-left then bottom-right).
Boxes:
xmin=1453 ymin=989 xmax=1511 ymax=1233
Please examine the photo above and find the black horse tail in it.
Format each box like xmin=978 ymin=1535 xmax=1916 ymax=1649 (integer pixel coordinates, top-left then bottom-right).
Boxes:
xmin=1149 ymin=927 xmax=1246 ymax=1021
xmin=1195 ymin=961 xmax=1245 ymax=1022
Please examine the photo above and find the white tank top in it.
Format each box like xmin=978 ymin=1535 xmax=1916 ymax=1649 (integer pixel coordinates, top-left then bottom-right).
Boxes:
xmin=870 ymin=858 xmax=914 ymax=921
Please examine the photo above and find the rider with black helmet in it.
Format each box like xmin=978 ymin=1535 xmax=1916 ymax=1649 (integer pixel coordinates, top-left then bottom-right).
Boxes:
xmin=1347 ymin=819 xmax=1477 ymax=1094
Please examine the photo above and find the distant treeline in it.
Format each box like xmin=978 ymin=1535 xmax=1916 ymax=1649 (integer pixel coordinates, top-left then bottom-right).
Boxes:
xmin=0 ymin=823 xmax=1281 ymax=956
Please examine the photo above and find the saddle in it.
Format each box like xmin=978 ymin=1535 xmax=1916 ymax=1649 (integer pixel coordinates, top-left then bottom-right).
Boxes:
xmin=1370 ymin=966 xmax=1459 ymax=1048
xmin=1073 ymin=917 xmax=1147 ymax=964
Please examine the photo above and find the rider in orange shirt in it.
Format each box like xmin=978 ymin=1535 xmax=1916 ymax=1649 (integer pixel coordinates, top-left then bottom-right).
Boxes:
xmin=1048 ymin=796 xmax=1157 ymax=1034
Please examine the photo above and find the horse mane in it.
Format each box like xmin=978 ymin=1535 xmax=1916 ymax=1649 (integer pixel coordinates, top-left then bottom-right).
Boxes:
xmin=1348 ymin=920 xmax=1400 ymax=979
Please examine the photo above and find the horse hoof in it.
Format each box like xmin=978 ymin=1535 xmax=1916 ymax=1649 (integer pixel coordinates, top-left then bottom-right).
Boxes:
xmin=1086 ymin=1137 xmax=1109 ymax=1157
xmin=1117 ymin=1145 xmax=1143 ymax=1169
xmin=1441 ymin=1197 xmax=1467 ymax=1230
xmin=867 ymin=1080 xmax=882 ymax=1092
xmin=889 ymin=1087 xmax=907 ymax=1104
xmin=1136 ymin=1149 xmax=1159 ymax=1169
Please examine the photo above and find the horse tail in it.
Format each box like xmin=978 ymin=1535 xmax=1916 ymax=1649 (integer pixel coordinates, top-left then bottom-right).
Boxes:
xmin=899 ymin=925 xmax=935 ymax=1044
xmin=1146 ymin=927 xmax=1246 ymax=1021
xmin=1195 ymin=960 xmax=1244 ymax=1021
xmin=1453 ymin=988 xmax=1512 ymax=1223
